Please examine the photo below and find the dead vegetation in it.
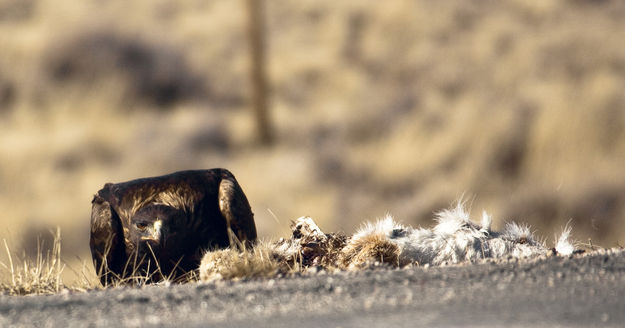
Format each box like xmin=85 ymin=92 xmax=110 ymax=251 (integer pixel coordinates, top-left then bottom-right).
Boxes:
xmin=199 ymin=242 xmax=279 ymax=281
xmin=0 ymin=229 xmax=66 ymax=295
xmin=1 ymin=0 xmax=625 ymax=285
xmin=43 ymin=30 xmax=206 ymax=108
xmin=0 ymin=228 xmax=202 ymax=295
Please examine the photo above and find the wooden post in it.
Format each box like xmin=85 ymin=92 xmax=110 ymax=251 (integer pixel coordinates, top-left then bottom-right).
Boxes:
xmin=245 ymin=0 xmax=273 ymax=145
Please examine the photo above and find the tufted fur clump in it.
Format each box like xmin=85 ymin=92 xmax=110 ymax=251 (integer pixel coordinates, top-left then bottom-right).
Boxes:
xmin=346 ymin=204 xmax=574 ymax=267
xmin=200 ymin=203 xmax=579 ymax=282
xmin=340 ymin=231 xmax=404 ymax=269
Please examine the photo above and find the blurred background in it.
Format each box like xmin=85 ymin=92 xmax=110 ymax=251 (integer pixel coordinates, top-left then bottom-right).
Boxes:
xmin=1 ymin=0 xmax=625 ymax=283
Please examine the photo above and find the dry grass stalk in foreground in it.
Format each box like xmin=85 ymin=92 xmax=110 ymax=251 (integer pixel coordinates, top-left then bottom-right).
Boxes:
xmin=0 ymin=228 xmax=199 ymax=295
xmin=200 ymin=228 xmax=308 ymax=282
xmin=0 ymin=229 xmax=107 ymax=295
xmin=200 ymin=241 xmax=279 ymax=281
xmin=0 ymin=229 xmax=65 ymax=296
xmin=92 ymin=241 xmax=201 ymax=288
xmin=97 ymin=269 xmax=199 ymax=288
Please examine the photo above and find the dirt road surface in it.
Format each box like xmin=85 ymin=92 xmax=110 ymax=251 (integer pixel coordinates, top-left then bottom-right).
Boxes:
xmin=2 ymin=249 xmax=624 ymax=327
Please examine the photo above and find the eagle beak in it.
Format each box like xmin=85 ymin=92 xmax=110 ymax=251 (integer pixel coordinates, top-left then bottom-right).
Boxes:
xmin=153 ymin=220 xmax=162 ymax=239
xmin=140 ymin=220 xmax=162 ymax=242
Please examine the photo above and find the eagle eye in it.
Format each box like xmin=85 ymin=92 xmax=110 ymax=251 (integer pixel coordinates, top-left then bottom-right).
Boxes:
xmin=135 ymin=222 xmax=149 ymax=230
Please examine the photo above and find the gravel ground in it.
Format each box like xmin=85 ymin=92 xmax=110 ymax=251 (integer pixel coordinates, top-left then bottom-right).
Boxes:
xmin=1 ymin=249 xmax=624 ymax=327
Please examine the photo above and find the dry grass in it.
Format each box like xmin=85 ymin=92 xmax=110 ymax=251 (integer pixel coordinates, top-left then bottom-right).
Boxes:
xmin=0 ymin=227 xmax=203 ymax=294
xmin=97 ymin=266 xmax=199 ymax=288
xmin=0 ymin=228 xmax=71 ymax=295
xmin=199 ymin=241 xmax=281 ymax=282
xmin=1 ymin=0 xmax=625 ymax=286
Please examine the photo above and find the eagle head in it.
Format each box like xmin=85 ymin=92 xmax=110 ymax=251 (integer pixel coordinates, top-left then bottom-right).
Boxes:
xmin=128 ymin=204 xmax=186 ymax=275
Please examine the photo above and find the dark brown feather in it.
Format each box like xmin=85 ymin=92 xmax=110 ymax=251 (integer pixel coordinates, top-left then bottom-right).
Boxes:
xmin=89 ymin=169 xmax=257 ymax=285
xmin=90 ymin=193 xmax=127 ymax=285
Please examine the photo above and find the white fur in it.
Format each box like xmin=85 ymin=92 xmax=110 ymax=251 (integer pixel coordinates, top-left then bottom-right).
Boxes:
xmin=555 ymin=224 xmax=575 ymax=256
xmin=480 ymin=211 xmax=492 ymax=233
xmin=433 ymin=203 xmax=471 ymax=235
xmin=345 ymin=204 xmax=576 ymax=266
xmin=351 ymin=214 xmax=403 ymax=241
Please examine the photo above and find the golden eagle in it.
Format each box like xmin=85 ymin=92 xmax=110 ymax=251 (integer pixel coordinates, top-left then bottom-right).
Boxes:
xmin=89 ymin=169 xmax=257 ymax=285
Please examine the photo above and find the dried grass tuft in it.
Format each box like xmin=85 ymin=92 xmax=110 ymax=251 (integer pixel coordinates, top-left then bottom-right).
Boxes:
xmin=199 ymin=241 xmax=279 ymax=282
xmin=92 ymin=243 xmax=201 ymax=288
xmin=0 ymin=228 xmax=65 ymax=295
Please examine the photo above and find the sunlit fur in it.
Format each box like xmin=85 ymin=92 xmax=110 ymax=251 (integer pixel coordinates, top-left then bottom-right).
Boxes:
xmin=555 ymin=224 xmax=575 ymax=256
xmin=346 ymin=204 xmax=576 ymax=267
xmin=341 ymin=231 xmax=403 ymax=269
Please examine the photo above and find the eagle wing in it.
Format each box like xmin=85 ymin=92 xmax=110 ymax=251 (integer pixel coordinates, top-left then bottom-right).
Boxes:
xmin=90 ymin=191 xmax=128 ymax=286
xmin=218 ymin=177 xmax=257 ymax=248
